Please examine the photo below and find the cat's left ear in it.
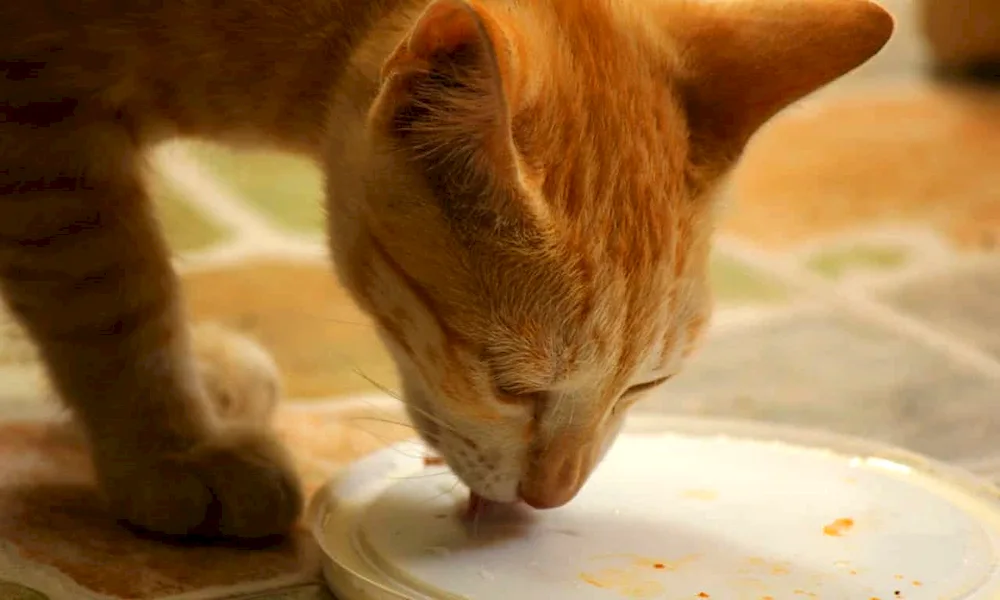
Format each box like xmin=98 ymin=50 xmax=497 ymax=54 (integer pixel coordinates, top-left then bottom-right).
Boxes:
xmin=371 ymin=0 xmax=520 ymax=174
xmin=663 ymin=0 xmax=894 ymax=164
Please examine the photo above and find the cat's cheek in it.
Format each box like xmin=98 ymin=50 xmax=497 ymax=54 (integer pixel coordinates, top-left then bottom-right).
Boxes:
xmin=595 ymin=412 xmax=627 ymax=469
xmin=376 ymin=332 xmax=431 ymax=404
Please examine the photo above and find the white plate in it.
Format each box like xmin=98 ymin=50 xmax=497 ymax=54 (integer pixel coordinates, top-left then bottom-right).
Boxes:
xmin=310 ymin=415 xmax=1000 ymax=599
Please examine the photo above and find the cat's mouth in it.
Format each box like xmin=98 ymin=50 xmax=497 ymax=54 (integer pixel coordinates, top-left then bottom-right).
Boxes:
xmin=425 ymin=455 xmax=516 ymax=518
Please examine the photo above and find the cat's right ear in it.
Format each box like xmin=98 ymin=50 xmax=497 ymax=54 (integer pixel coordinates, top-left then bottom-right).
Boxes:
xmin=369 ymin=0 xmax=522 ymax=177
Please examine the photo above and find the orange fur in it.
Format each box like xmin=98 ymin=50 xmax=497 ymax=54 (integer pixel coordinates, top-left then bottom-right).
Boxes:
xmin=0 ymin=0 xmax=892 ymax=538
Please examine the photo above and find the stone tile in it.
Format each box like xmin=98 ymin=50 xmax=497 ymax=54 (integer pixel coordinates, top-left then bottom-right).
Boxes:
xmin=279 ymin=403 xmax=415 ymax=468
xmin=183 ymin=260 xmax=398 ymax=400
xmin=0 ymin=367 xmax=54 ymax=420
xmin=148 ymin=169 xmax=230 ymax=253
xmin=0 ymin=258 xmax=405 ymax=407
xmin=0 ymin=403 xmax=414 ymax=600
xmin=805 ymin=243 xmax=910 ymax=280
xmin=0 ymin=304 xmax=53 ymax=417
xmin=184 ymin=142 xmax=324 ymax=234
xmin=722 ymin=83 xmax=1000 ymax=252
xmin=709 ymin=251 xmax=790 ymax=306
xmin=0 ymin=302 xmax=39 ymax=367
xmin=274 ymin=403 xmax=416 ymax=493
xmin=883 ymin=265 xmax=1000 ymax=358
xmin=639 ymin=308 xmax=1000 ymax=463
xmin=0 ymin=420 xmax=320 ymax=600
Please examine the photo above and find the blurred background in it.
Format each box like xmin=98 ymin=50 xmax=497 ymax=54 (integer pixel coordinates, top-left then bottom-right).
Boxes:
xmin=2 ymin=0 xmax=1000 ymax=598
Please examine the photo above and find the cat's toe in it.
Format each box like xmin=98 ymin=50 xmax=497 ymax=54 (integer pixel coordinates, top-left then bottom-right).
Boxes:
xmin=103 ymin=426 xmax=303 ymax=541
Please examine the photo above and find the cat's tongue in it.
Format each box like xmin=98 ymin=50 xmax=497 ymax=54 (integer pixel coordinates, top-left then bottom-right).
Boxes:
xmin=464 ymin=492 xmax=491 ymax=520
xmin=422 ymin=456 xmax=512 ymax=519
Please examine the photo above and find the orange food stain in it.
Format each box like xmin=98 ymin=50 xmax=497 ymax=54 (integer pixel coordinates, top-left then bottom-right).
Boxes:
xmin=823 ymin=517 xmax=855 ymax=536
xmin=738 ymin=577 xmax=766 ymax=589
xmin=744 ymin=557 xmax=791 ymax=577
xmin=761 ymin=596 xmax=774 ymax=600
xmin=849 ymin=569 xmax=858 ymax=575
xmin=580 ymin=554 xmax=699 ymax=596
xmin=590 ymin=553 xmax=699 ymax=572
xmin=423 ymin=456 xmax=445 ymax=466
xmin=580 ymin=574 xmax=607 ymax=588
xmin=698 ymin=594 xmax=710 ymax=598
xmin=894 ymin=574 xmax=904 ymax=580
xmin=682 ymin=489 xmax=719 ymax=501
xmin=912 ymin=581 xmax=922 ymax=587
xmin=578 ymin=569 xmax=665 ymax=598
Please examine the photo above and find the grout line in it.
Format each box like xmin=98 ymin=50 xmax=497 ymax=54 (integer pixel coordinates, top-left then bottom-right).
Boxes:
xmin=781 ymin=224 xmax=1000 ymax=294
xmin=173 ymin=238 xmax=329 ymax=274
xmin=779 ymin=224 xmax=952 ymax=263
xmin=708 ymin=303 xmax=821 ymax=334
xmin=715 ymin=236 xmax=1000 ymax=380
xmin=154 ymin=143 xmax=333 ymax=264
xmin=858 ymin=252 xmax=1000 ymax=294
xmin=152 ymin=143 xmax=294 ymax=247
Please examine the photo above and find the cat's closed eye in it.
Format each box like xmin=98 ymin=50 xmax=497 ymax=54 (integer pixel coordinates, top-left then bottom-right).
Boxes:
xmin=493 ymin=382 xmax=542 ymax=405
xmin=494 ymin=376 xmax=671 ymax=408
xmin=615 ymin=376 xmax=672 ymax=412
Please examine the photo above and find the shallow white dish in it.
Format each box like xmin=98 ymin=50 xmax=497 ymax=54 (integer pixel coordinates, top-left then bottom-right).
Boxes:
xmin=309 ymin=415 xmax=1000 ymax=599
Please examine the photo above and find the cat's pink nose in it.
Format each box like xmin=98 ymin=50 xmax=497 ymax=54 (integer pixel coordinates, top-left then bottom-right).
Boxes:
xmin=519 ymin=479 xmax=579 ymax=509
xmin=518 ymin=440 xmax=596 ymax=509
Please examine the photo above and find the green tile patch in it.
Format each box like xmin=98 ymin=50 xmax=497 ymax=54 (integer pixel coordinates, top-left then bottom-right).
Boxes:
xmin=149 ymin=171 xmax=230 ymax=252
xmin=184 ymin=142 xmax=325 ymax=234
xmin=806 ymin=244 xmax=909 ymax=279
xmin=710 ymin=252 xmax=790 ymax=306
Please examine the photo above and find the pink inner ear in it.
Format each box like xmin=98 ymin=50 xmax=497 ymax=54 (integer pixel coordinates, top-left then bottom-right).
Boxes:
xmin=408 ymin=0 xmax=483 ymax=58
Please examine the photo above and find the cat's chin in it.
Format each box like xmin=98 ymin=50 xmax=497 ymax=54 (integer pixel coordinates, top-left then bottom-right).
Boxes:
xmin=462 ymin=492 xmax=533 ymax=522
xmin=424 ymin=457 xmax=515 ymax=511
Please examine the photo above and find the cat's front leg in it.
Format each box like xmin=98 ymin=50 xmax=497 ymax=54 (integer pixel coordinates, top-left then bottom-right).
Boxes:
xmin=0 ymin=134 xmax=302 ymax=540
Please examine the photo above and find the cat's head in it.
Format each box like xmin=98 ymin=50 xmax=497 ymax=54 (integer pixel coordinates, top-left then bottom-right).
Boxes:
xmin=326 ymin=0 xmax=892 ymax=508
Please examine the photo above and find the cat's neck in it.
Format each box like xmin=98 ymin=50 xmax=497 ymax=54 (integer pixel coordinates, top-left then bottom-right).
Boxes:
xmin=139 ymin=0 xmax=426 ymax=157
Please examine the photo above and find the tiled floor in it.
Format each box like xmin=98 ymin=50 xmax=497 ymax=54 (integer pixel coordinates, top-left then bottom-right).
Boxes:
xmin=4 ymin=1 xmax=1000 ymax=598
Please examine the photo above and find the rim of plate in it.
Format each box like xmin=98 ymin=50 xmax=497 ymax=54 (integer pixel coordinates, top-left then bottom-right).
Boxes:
xmin=309 ymin=413 xmax=1000 ymax=600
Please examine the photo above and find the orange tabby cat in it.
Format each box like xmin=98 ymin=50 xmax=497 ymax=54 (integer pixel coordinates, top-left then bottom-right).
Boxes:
xmin=0 ymin=0 xmax=893 ymax=540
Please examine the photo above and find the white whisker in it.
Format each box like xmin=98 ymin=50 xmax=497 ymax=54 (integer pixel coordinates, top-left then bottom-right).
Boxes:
xmin=390 ymin=469 xmax=454 ymax=481
xmin=354 ymin=369 xmax=403 ymax=400
xmin=347 ymin=415 xmax=416 ymax=431
xmin=351 ymin=370 xmax=459 ymax=436
xmin=418 ymin=478 xmax=463 ymax=507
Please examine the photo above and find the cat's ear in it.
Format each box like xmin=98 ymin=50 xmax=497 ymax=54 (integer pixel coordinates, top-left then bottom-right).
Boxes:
xmin=371 ymin=0 xmax=520 ymax=175
xmin=664 ymin=0 xmax=893 ymax=161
